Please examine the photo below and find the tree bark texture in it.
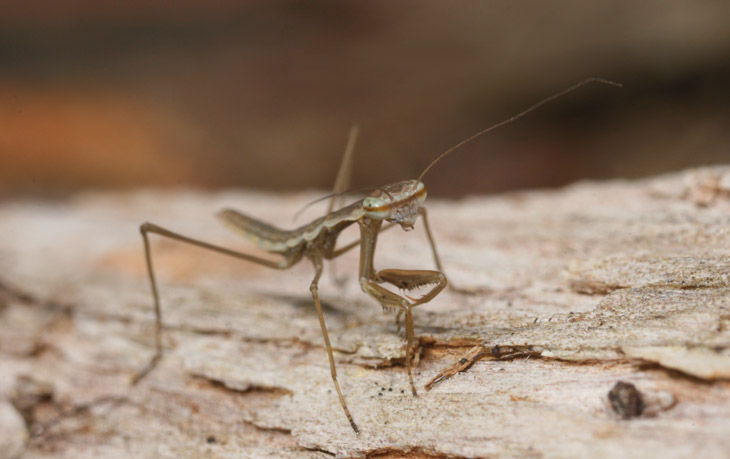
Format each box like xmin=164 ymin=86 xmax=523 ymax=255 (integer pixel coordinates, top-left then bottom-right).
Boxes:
xmin=1 ymin=167 xmax=729 ymax=458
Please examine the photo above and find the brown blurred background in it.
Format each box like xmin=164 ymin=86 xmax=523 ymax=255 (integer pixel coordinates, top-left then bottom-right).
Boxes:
xmin=1 ymin=0 xmax=729 ymax=199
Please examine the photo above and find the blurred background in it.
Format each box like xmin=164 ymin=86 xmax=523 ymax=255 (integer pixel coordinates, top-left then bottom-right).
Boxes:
xmin=1 ymin=0 xmax=729 ymax=200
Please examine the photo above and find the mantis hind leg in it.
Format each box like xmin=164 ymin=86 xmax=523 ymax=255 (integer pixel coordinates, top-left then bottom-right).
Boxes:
xmin=134 ymin=222 xmax=297 ymax=384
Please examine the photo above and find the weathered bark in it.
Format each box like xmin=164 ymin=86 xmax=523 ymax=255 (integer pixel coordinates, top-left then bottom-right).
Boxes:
xmin=1 ymin=167 xmax=729 ymax=458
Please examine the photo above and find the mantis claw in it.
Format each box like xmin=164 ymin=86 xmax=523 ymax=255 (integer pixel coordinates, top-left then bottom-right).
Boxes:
xmin=377 ymin=269 xmax=447 ymax=306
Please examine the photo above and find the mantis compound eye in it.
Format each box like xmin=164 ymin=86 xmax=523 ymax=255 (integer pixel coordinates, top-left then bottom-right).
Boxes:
xmin=363 ymin=197 xmax=391 ymax=220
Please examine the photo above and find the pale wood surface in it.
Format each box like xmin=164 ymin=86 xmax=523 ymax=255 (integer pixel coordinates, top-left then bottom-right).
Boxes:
xmin=1 ymin=167 xmax=729 ymax=458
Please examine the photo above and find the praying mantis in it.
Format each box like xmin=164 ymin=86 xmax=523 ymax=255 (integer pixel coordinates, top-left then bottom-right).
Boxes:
xmin=132 ymin=77 xmax=621 ymax=433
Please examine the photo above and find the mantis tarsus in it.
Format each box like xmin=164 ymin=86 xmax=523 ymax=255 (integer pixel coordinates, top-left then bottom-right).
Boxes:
xmin=133 ymin=77 xmax=621 ymax=433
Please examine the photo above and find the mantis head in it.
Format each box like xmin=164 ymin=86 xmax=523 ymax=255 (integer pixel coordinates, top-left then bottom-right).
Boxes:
xmin=362 ymin=180 xmax=427 ymax=231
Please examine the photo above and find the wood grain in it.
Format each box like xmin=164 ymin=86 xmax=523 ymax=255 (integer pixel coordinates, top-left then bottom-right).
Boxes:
xmin=1 ymin=167 xmax=729 ymax=458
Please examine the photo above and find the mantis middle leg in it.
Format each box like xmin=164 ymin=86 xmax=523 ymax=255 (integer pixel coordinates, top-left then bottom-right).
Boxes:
xmin=309 ymin=254 xmax=359 ymax=433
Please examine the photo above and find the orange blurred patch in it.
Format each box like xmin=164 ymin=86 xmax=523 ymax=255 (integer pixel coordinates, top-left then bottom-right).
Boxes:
xmin=0 ymin=82 xmax=204 ymax=195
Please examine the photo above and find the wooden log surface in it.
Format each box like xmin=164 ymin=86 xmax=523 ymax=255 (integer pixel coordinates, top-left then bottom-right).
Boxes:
xmin=1 ymin=166 xmax=729 ymax=458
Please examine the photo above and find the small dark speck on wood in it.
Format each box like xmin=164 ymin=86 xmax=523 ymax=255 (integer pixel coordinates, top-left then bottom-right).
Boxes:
xmin=608 ymin=381 xmax=645 ymax=419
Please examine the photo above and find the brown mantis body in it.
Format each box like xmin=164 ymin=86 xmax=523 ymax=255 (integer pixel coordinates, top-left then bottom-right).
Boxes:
xmin=133 ymin=78 xmax=621 ymax=434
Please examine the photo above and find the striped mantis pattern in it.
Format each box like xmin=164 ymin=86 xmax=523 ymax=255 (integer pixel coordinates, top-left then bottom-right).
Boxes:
xmin=133 ymin=78 xmax=621 ymax=433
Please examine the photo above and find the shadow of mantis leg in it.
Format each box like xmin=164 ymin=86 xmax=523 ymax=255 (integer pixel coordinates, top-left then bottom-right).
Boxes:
xmin=309 ymin=255 xmax=359 ymax=434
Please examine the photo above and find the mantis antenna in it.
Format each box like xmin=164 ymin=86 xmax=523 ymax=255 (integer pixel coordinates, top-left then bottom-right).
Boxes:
xmin=417 ymin=77 xmax=622 ymax=182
